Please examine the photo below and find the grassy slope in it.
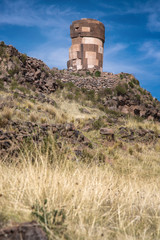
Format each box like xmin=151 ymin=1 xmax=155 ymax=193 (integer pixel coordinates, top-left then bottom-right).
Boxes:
xmin=0 ymin=82 xmax=160 ymax=240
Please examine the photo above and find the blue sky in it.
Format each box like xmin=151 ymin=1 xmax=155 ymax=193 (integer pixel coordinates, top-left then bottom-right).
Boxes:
xmin=0 ymin=0 xmax=160 ymax=99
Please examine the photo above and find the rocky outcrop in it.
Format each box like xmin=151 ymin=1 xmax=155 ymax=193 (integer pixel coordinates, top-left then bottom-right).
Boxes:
xmin=0 ymin=221 xmax=47 ymax=240
xmin=0 ymin=121 xmax=91 ymax=156
xmin=0 ymin=42 xmax=159 ymax=121
xmin=53 ymin=70 xmax=160 ymax=121
xmin=0 ymin=43 xmax=57 ymax=93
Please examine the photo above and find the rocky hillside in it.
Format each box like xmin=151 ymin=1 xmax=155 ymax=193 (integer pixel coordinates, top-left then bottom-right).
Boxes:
xmin=0 ymin=41 xmax=57 ymax=93
xmin=1 ymin=41 xmax=159 ymax=122
xmin=0 ymin=42 xmax=160 ymax=240
xmin=53 ymin=69 xmax=160 ymax=121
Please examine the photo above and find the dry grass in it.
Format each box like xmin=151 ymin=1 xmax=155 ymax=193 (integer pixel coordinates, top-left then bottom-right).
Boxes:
xmin=0 ymin=139 xmax=160 ymax=240
xmin=0 ymin=87 xmax=160 ymax=239
xmin=124 ymin=117 xmax=160 ymax=134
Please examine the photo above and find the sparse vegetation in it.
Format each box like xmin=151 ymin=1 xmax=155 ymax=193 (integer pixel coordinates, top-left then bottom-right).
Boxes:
xmin=129 ymin=81 xmax=134 ymax=88
xmin=21 ymin=53 xmax=27 ymax=65
xmin=115 ymin=83 xmax=127 ymax=95
xmin=8 ymin=66 xmax=19 ymax=77
xmin=95 ymin=70 xmax=101 ymax=77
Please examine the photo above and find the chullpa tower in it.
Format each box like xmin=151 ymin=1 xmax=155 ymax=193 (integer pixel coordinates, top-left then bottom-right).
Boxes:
xmin=67 ymin=18 xmax=105 ymax=72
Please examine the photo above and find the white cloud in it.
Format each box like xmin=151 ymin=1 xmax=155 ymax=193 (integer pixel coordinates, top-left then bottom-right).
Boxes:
xmin=147 ymin=13 xmax=160 ymax=32
xmin=0 ymin=0 xmax=78 ymax=29
xmin=140 ymin=41 xmax=160 ymax=61
xmin=105 ymin=43 xmax=128 ymax=56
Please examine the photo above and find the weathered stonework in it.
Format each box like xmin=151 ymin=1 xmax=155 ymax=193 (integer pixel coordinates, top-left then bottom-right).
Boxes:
xmin=67 ymin=18 xmax=105 ymax=72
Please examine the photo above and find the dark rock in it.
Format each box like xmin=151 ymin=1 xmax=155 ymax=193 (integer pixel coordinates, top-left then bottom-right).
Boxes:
xmin=0 ymin=221 xmax=48 ymax=240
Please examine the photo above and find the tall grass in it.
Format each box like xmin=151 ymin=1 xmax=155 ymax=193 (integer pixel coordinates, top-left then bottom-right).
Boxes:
xmin=0 ymin=138 xmax=160 ymax=239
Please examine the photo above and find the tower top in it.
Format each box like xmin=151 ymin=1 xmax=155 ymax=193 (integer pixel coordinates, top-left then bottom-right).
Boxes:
xmin=70 ymin=18 xmax=105 ymax=43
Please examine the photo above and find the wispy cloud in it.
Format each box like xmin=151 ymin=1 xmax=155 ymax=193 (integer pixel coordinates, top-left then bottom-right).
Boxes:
xmin=140 ymin=41 xmax=160 ymax=61
xmin=0 ymin=0 xmax=78 ymax=29
xmin=99 ymin=0 xmax=160 ymax=33
xmin=105 ymin=43 xmax=128 ymax=56
xmin=148 ymin=13 xmax=160 ymax=32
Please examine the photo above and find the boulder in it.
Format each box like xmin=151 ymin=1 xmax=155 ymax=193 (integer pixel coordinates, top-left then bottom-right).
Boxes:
xmin=100 ymin=128 xmax=114 ymax=140
xmin=0 ymin=221 xmax=48 ymax=240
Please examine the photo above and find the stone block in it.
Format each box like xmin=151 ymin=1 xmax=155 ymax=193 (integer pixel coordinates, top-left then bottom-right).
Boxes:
xmin=82 ymin=27 xmax=90 ymax=32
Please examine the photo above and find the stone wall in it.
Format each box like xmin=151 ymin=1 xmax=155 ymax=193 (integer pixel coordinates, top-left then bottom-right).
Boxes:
xmin=67 ymin=18 xmax=105 ymax=72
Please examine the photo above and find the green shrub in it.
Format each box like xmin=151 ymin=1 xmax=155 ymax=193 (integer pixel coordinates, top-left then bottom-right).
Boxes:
xmin=103 ymin=88 xmax=112 ymax=95
xmin=85 ymin=90 xmax=95 ymax=101
xmin=86 ymin=71 xmax=93 ymax=76
xmin=135 ymin=94 xmax=141 ymax=101
xmin=132 ymin=78 xmax=140 ymax=85
xmin=56 ymin=79 xmax=64 ymax=89
xmin=124 ymin=83 xmax=128 ymax=89
xmin=74 ymin=88 xmax=81 ymax=101
xmin=149 ymin=95 xmax=153 ymax=101
xmin=115 ymin=84 xmax=127 ymax=96
xmin=10 ymin=80 xmax=18 ymax=90
xmin=138 ymin=88 xmax=146 ymax=95
xmin=21 ymin=53 xmax=27 ymax=65
xmin=128 ymin=81 xmax=134 ymax=88
xmin=66 ymin=93 xmax=74 ymax=100
xmin=120 ymin=74 xmax=123 ymax=80
xmin=65 ymin=81 xmax=75 ymax=91
xmin=0 ymin=47 xmax=5 ymax=57
xmin=0 ymin=41 xmax=5 ymax=47
xmin=32 ymin=199 xmax=66 ymax=238
xmin=97 ymin=104 xmax=105 ymax=111
xmin=153 ymin=102 xmax=156 ymax=108
xmin=95 ymin=71 xmax=101 ymax=77
xmin=0 ymin=116 xmax=8 ymax=128
xmin=50 ymin=70 xmax=54 ymax=76
xmin=92 ymin=117 xmax=104 ymax=130
xmin=105 ymin=108 xmax=120 ymax=116
xmin=8 ymin=66 xmax=19 ymax=77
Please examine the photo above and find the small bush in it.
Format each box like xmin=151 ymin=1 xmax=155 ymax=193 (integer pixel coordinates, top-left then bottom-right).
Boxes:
xmin=32 ymin=199 xmax=66 ymax=238
xmin=128 ymin=81 xmax=134 ymax=88
xmin=128 ymin=147 xmax=133 ymax=155
xmin=0 ymin=47 xmax=5 ymax=57
xmin=10 ymin=80 xmax=18 ymax=90
xmin=0 ymin=41 xmax=5 ymax=47
xmin=0 ymin=116 xmax=8 ymax=128
xmin=2 ymin=107 xmax=13 ymax=120
xmin=86 ymin=71 xmax=93 ymax=76
xmin=85 ymin=90 xmax=95 ymax=101
xmin=66 ymin=93 xmax=74 ymax=100
xmin=138 ymin=87 xmax=146 ymax=95
xmin=135 ymin=94 xmax=141 ymax=101
xmin=101 ymin=88 xmax=112 ymax=96
xmin=8 ymin=66 xmax=19 ymax=77
xmin=65 ymin=82 xmax=75 ymax=91
xmin=46 ymin=106 xmax=56 ymax=117
xmin=153 ymin=102 xmax=156 ymax=108
xmin=124 ymin=83 xmax=128 ymax=89
xmin=120 ymin=74 xmax=123 ymax=80
xmin=93 ymin=118 xmax=104 ymax=130
xmin=30 ymin=113 xmax=38 ymax=122
xmin=56 ymin=80 xmax=64 ymax=89
xmin=50 ymin=70 xmax=54 ymax=76
xmin=21 ymin=54 xmax=27 ymax=65
xmin=115 ymin=84 xmax=127 ymax=96
xmin=132 ymin=78 xmax=140 ymax=85
xmin=149 ymin=95 xmax=153 ymax=101
xmin=95 ymin=71 xmax=101 ymax=77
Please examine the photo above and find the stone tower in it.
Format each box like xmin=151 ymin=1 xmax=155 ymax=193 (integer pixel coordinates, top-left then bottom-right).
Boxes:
xmin=67 ymin=18 xmax=105 ymax=72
